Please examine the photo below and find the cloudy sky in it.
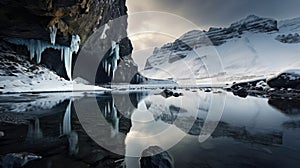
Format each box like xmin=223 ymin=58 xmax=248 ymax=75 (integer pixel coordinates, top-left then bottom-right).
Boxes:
xmin=126 ymin=0 xmax=300 ymax=69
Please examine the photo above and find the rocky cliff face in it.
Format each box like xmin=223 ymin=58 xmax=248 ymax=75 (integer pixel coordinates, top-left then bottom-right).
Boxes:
xmin=0 ymin=0 xmax=140 ymax=84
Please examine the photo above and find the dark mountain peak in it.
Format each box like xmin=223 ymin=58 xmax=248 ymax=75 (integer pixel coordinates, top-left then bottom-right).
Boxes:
xmin=230 ymin=14 xmax=278 ymax=33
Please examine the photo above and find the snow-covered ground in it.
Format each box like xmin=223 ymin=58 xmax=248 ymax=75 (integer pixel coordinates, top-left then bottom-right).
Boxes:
xmin=0 ymin=41 xmax=109 ymax=93
xmin=0 ymin=69 xmax=109 ymax=94
xmin=142 ymin=16 xmax=300 ymax=85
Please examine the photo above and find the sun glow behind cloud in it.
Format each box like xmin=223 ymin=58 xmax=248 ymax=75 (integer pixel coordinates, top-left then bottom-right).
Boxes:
xmin=126 ymin=10 xmax=202 ymax=70
xmin=126 ymin=0 xmax=300 ymax=70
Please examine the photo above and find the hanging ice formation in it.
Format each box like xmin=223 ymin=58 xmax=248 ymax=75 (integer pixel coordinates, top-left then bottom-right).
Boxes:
xmin=102 ymin=41 xmax=120 ymax=78
xmin=111 ymin=41 xmax=120 ymax=78
xmin=100 ymin=23 xmax=110 ymax=39
xmin=111 ymin=99 xmax=119 ymax=137
xmin=5 ymin=34 xmax=81 ymax=80
xmin=49 ymin=25 xmax=57 ymax=45
xmin=26 ymin=118 xmax=43 ymax=140
xmin=63 ymin=100 xmax=72 ymax=135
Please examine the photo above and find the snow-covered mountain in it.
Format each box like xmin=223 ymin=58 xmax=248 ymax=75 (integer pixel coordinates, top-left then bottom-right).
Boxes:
xmin=142 ymin=15 xmax=300 ymax=84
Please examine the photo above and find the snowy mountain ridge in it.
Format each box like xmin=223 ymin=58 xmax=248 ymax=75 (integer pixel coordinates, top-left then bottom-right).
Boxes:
xmin=142 ymin=15 xmax=300 ymax=84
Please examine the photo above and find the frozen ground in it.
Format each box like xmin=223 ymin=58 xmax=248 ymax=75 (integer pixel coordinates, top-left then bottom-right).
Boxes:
xmin=0 ymin=40 xmax=109 ymax=94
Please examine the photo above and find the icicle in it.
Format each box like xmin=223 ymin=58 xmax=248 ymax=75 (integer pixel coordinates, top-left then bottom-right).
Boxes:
xmin=34 ymin=118 xmax=43 ymax=139
xmin=108 ymin=101 xmax=111 ymax=112
xmin=61 ymin=49 xmax=64 ymax=61
xmin=59 ymin=123 xmax=62 ymax=136
xmin=5 ymin=35 xmax=81 ymax=81
xmin=29 ymin=39 xmax=35 ymax=60
xmin=104 ymin=60 xmax=108 ymax=73
xmin=100 ymin=23 xmax=110 ymax=39
xmin=104 ymin=105 xmax=107 ymax=116
xmin=111 ymin=99 xmax=119 ymax=137
xmin=111 ymin=41 xmax=115 ymax=54
xmin=35 ymin=40 xmax=42 ymax=63
xmin=115 ymin=117 xmax=119 ymax=134
xmin=64 ymin=47 xmax=72 ymax=80
xmin=49 ymin=25 xmax=57 ymax=45
xmin=108 ymin=63 xmax=111 ymax=77
xmin=70 ymin=35 xmax=81 ymax=54
xmin=63 ymin=100 xmax=72 ymax=135
xmin=68 ymin=131 xmax=79 ymax=155
xmin=110 ymin=41 xmax=120 ymax=78
xmin=115 ymin=42 xmax=120 ymax=60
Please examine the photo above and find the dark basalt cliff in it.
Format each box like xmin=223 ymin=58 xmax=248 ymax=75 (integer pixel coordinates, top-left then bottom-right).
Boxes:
xmin=0 ymin=0 xmax=140 ymax=84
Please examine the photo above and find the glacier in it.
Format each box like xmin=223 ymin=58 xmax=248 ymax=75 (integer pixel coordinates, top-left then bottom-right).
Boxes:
xmin=5 ymin=35 xmax=81 ymax=80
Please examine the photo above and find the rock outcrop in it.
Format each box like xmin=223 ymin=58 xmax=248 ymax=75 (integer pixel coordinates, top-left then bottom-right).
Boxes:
xmin=267 ymin=70 xmax=300 ymax=89
xmin=275 ymin=33 xmax=300 ymax=43
xmin=0 ymin=0 xmax=140 ymax=84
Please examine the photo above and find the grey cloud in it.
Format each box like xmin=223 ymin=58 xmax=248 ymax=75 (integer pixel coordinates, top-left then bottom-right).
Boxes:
xmin=127 ymin=0 xmax=300 ymax=29
xmin=126 ymin=0 xmax=300 ymax=68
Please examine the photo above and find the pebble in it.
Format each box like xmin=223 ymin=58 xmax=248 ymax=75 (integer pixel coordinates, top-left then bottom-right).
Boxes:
xmin=0 ymin=131 xmax=4 ymax=137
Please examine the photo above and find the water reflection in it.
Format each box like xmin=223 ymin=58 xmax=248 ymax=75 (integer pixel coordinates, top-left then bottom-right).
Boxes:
xmin=268 ymin=98 xmax=300 ymax=115
xmin=0 ymin=90 xmax=300 ymax=168
xmin=26 ymin=118 xmax=43 ymax=142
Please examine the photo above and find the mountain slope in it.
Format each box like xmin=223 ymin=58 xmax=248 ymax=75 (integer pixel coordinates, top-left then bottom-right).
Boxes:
xmin=142 ymin=15 xmax=300 ymax=84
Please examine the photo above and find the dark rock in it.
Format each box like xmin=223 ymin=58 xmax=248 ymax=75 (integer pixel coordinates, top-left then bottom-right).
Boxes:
xmin=140 ymin=146 xmax=174 ymax=168
xmin=276 ymin=33 xmax=300 ymax=43
xmin=268 ymin=98 xmax=300 ymax=115
xmin=0 ymin=0 xmax=123 ymax=45
xmin=204 ymin=89 xmax=211 ymax=92
xmin=173 ymin=92 xmax=182 ymax=97
xmin=267 ymin=71 xmax=300 ymax=89
xmin=0 ymin=152 xmax=42 ymax=168
xmin=169 ymin=105 xmax=187 ymax=113
xmin=160 ymin=89 xmax=173 ymax=98
xmin=229 ymin=79 xmax=270 ymax=98
xmin=231 ymin=79 xmax=267 ymax=91
xmin=229 ymin=15 xmax=278 ymax=33
xmin=187 ymin=118 xmax=283 ymax=146
xmin=0 ymin=0 xmax=142 ymax=84
xmin=282 ymin=120 xmax=300 ymax=129
xmin=160 ymin=89 xmax=183 ymax=98
xmin=233 ymin=88 xmax=248 ymax=98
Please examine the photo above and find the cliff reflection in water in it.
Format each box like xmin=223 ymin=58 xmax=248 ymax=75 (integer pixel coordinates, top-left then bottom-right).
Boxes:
xmin=0 ymin=90 xmax=300 ymax=168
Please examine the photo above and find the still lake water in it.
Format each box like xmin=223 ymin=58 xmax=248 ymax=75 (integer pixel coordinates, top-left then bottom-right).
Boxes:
xmin=0 ymin=89 xmax=300 ymax=168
